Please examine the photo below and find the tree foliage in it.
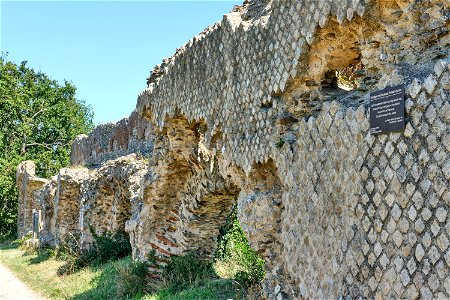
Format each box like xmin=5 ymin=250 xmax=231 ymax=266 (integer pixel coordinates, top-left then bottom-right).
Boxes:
xmin=0 ymin=54 xmax=94 ymax=238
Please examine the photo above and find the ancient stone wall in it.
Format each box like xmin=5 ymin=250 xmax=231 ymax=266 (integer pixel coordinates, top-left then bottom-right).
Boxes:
xmin=16 ymin=161 xmax=49 ymax=238
xmin=17 ymin=0 xmax=449 ymax=298
xmin=125 ymin=116 xmax=240 ymax=265
xmin=33 ymin=177 xmax=57 ymax=245
xmin=17 ymin=155 xmax=148 ymax=248
xmin=268 ymin=70 xmax=450 ymax=299
xmin=71 ymin=110 xmax=154 ymax=166
xmin=53 ymin=168 xmax=89 ymax=243
xmin=79 ymin=155 xmax=147 ymax=247
xmin=137 ymin=0 xmax=448 ymax=175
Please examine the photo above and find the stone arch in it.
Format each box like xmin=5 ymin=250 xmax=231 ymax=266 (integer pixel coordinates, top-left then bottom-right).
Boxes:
xmin=82 ymin=179 xmax=131 ymax=238
xmin=126 ymin=115 xmax=245 ymax=269
xmin=125 ymin=111 xmax=288 ymax=290
xmin=235 ymin=160 xmax=286 ymax=297
xmin=80 ymin=155 xmax=147 ymax=247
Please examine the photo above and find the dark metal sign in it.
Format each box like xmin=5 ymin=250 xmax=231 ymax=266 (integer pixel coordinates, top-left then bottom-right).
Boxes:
xmin=370 ymin=84 xmax=405 ymax=135
xmin=32 ymin=211 xmax=39 ymax=239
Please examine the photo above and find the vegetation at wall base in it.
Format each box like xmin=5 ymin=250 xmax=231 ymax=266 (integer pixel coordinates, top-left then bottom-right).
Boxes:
xmin=116 ymin=259 xmax=152 ymax=298
xmin=163 ymin=254 xmax=216 ymax=293
xmin=0 ymin=212 xmax=263 ymax=299
xmin=0 ymin=54 xmax=94 ymax=239
xmin=115 ymin=209 xmax=265 ymax=298
xmin=57 ymin=230 xmax=132 ymax=275
xmin=115 ymin=251 xmax=248 ymax=299
xmin=0 ymin=243 xmax=247 ymax=300
xmin=215 ymin=206 xmax=265 ymax=289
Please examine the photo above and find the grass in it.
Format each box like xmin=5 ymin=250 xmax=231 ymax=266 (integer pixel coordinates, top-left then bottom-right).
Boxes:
xmin=56 ymin=230 xmax=132 ymax=276
xmin=0 ymin=243 xmax=246 ymax=300
xmin=142 ymin=280 xmax=244 ymax=300
xmin=0 ymin=243 xmax=111 ymax=299
xmin=0 ymin=210 xmax=262 ymax=299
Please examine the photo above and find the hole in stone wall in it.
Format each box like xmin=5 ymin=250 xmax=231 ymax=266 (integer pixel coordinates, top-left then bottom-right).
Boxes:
xmin=320 ymin=57 xmax=367 ymax=98
xmin=261 ymin=100 xmax=273 ymax=109
xmin=321 ymin=70 xmax=339 ymax=89
xmin=278 ymin=16 xmax=380 ymax=124
xmin=214 ymin=203 xmax=265 ymax=288
xmin=178 ymin=187 xmax=240 ymax=259
xmin=337 ymin=60 xmax=366 ymax=90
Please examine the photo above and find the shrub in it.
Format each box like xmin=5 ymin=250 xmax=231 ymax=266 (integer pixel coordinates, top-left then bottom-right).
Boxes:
xmin=91 ymin=229 xmax=132 ymax=265
xmin=55 ymin=233 xmax=86 ymax=275
xmin=116 ymin=260 xmax=150 ymax=298
xmin=163 ymin=254 xmax=215 ymax=293
xmin=57 ymin=230 xmax=132 ymax=275
xmin=215 ymin=206 xmax=265 ymax=289
xmin=116 ymin=251 xmax=216 ymax=297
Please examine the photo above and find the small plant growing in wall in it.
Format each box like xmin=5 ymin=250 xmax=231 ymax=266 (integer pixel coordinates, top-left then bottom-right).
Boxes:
xmin=275 ymin=138 xmax=285 ymax=149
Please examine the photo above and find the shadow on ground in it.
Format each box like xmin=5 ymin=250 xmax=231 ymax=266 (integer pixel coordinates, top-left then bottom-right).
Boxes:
xmin=28 ymin=248 xmax=54 ymax=264
xmin=71 ymin=264 xmax=120 ymax=300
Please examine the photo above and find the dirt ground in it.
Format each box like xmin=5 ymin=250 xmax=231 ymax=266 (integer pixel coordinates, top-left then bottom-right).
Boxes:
xmin=0 ymin=263 xmax=45 ymax=300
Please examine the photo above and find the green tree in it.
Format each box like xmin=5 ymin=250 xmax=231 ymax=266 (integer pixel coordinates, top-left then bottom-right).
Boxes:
xmin=0 ymin=54 xmax=94 ymax=239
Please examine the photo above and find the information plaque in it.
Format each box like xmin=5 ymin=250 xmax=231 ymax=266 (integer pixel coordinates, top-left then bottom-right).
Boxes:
xmin=32 ymin=211 xmax=39 ymax=240
xmin=370 ymin=84 xmax=405 ymax=135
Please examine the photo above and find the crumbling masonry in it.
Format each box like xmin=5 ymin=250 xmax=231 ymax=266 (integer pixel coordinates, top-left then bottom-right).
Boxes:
xmin=17 ymin=0 xmax=449 ymax=298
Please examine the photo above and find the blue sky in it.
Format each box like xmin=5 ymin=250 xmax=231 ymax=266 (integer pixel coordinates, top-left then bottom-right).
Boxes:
xmin=1 ymin=0 xmax=240 ymax=124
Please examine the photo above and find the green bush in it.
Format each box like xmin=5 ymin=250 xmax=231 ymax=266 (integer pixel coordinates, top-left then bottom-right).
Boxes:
xmin=163 ymin=254 xmax=215 ymax=293
xmin=91 ymin=229 xmax=132 ymax=264
xmin=116 ymin=260 xmax=151 ymax=298
xmin=57 ymin=230 xmax=132 ymax=275
xmin=55 ymin=233 xmax=85 ymax=275
xmin=215 ymin=206 xmax=265 ymax=289
xmin=116 ymin=252 xmax=218 ymax=298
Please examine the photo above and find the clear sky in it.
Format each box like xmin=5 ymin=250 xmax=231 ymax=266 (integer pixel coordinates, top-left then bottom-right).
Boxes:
xmin=1 ymin=0 xmax=240 ymax=124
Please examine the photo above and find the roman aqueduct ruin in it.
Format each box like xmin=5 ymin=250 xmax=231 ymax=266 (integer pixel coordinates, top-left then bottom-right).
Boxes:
xmin=18 ymin=0 xmax=449 ymax=298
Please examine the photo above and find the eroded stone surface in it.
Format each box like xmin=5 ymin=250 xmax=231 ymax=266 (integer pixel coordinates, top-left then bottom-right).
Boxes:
xmin=126 ymin=116 xmax=240 ymax=264
xmin=80 ymin=154 xmax=148 ymax=247
xmin=71 ymin=110 xmax=154 ymax=166
xmin=18 ymin=156 xmax=149 ymax=248
xmin=17 ymin=161 xmax=49 ymax=238
xmin=53 ymin=167 xmax=89 ymax=243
